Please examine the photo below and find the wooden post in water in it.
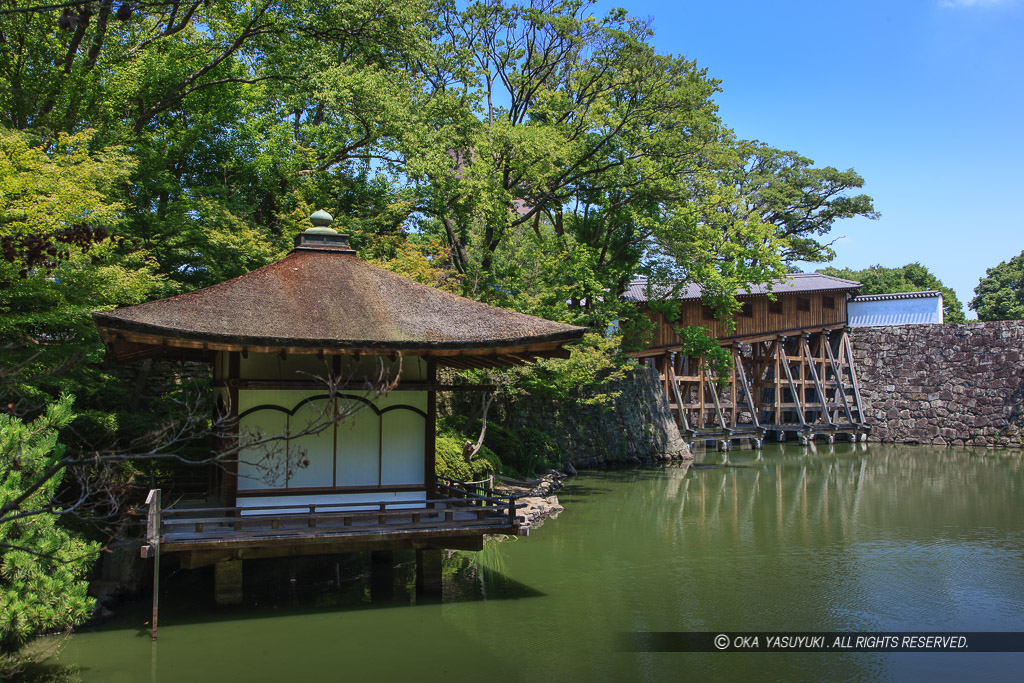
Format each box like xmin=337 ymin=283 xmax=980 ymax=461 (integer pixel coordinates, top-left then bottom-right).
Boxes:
xmin=144 ymin=489 xmax=161 ymax=641
xmin=370 ymin=550 xmax=395 ymax=602
xmin=415 ymin=548 xmax=443 ymax=599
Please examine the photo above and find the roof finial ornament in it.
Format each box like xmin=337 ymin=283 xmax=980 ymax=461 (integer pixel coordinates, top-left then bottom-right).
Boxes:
xmin=306 ymin=210 xmax=337 ymax=234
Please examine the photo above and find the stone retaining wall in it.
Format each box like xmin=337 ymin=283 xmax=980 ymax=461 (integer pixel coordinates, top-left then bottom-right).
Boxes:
xmin=849 ymin=320 xmax=1024 ymax=448
xmin=443 ymin=365 xmax=691 ymax=466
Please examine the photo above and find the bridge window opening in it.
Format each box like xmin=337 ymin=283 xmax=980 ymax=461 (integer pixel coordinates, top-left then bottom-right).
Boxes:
xmin=797 ymin=297 xmax=811 ymax=313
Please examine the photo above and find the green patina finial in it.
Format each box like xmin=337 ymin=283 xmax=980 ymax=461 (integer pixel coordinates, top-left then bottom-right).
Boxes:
xmin=306 ymin=209 xmax=337 ymax=234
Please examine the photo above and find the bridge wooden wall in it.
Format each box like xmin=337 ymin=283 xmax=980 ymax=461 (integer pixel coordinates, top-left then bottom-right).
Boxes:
xmin=641 ymin=292 xmax=849 ymax=350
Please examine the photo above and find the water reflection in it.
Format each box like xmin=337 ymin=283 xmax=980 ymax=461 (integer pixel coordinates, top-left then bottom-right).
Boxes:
xmin=29 ymin=444 xmax=1024 ymax=683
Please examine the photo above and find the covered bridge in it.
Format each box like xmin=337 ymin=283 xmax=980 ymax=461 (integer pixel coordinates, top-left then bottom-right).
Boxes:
xmin=624 ymin=273 xmax=869 ymax=448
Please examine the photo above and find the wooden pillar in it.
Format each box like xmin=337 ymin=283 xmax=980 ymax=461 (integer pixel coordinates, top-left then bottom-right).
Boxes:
xmin=729 ymin=344 xmax=738 ymax=427
xmin=802 ymin=334 xmax=832 ymax=427
xmin=415 ymin=548 xmax=443 ymax=599
xmin=823 ymin=331 xmax=855 ymax=424
xmin=778 ymin=338 xmax=807 ymax=427
xmin=697 ymin=358 xmax=705 ymax=429
xmin=144 ymin=489 xmax=161 ymax=640
xmin=735 ymin=345 xmax=760 ymax=431
xmin=425 ymin=360 xmax=437 ymax=498
xmin=659 ymin=354 xmax=671 ymax=406
xmin=842 ymin=331 xmax=866 ymax=424
xmin=772 ymin=339 xmax=782 ymax=429
xmin=214 ymin=559 xmax=243 ymax=606
xmin=222 ymin=351 xmax=241 ymax=507
xmin=371 ymin=550 xmax=395 ymax=602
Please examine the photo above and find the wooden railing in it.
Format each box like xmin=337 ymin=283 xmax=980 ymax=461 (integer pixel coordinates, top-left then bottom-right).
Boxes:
xmin=147 ymin=481 xmax=521 ymax=544
xmin=436 ymin=475 xmax=501 ymax=505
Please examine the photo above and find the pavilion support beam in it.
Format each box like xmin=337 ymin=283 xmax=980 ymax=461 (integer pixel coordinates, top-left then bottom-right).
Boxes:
xmin=223 ymin=351 xmax=240 ymax=508
xmin=425 ymin=361 xmax=437 ymax=499
xmin=214 ymin=559 xmax=243 ymax=606
xmin=371 ymin=550 xmax=396 ymax=603
xmin=416 ymin=548 xmax=443 ymax=600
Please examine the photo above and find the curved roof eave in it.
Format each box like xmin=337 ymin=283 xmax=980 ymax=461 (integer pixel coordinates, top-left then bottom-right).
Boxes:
xmin=92 ymin=245 xmax=587 ymax=363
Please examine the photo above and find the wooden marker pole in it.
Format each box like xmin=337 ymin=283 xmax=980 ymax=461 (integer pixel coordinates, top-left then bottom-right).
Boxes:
xmin=144 ymin=489 xmax=161 ymax=641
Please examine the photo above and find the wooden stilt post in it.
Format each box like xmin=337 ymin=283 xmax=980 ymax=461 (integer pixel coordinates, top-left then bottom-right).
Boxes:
xmin=734 ymin=344 xmax=760 ymax=430
xmin=416 ymin=548 xmax=443 ymax=599
xmin=842 ymin=330 xmax=866 ymax=424
xmin=822 ymin=332 xmax=855 ymax=424
xmin=772 ymin=339 xmax=782 ymax=431
xmin=698 ymin=358 xmax=706 ymax=429
xmin=667 ymin=357 xmax=691 ymax=433
xmin=704 ymin=367 xmax=728 ymax=430
xmin=729 ymin=345 xmax=738 ymax=428
xmin=144 ymin=489 xmax=161 ymax=641
xmin=802 ymin=335 xmax=833 ymax=427
xmin=777 ymin=339 xmax=806 ymax=427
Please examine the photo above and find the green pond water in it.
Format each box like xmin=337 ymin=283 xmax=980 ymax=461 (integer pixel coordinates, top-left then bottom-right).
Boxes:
xmin=27 ymin=443 xmax=1024 ymax=682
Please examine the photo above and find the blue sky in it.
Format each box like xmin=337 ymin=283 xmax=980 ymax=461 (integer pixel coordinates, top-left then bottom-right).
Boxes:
xmin=594 ymin=0 xmax=1024 ymax=317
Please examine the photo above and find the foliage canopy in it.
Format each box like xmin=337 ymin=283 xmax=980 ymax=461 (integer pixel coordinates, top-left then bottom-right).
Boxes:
xmin=970 ymin=251 xmax=1024 ymax=322
xmin=819 ymin=263 xmax=966 ymax=324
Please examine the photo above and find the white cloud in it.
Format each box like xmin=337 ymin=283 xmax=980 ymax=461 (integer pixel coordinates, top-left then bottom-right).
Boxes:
xmin=938 ymin=0 xmax=1011 ymax=7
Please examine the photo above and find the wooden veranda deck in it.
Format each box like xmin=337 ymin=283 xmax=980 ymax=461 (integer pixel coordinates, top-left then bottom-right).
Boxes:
xmin=142 ymin=478 xmax=524 ymax=567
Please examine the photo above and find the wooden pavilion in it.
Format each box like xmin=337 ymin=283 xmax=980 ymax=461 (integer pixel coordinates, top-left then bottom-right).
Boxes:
xmin=93 ymin=211 xmax=585 ymax=611
xmin=624 ymin=273 xmax=869 ymax=449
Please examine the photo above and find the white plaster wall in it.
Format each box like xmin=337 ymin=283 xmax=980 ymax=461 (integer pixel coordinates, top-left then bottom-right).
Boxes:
xmin=237 ymin=389 xmax=293 ymax=490
xmin=234 ymin=388 xmax=427 ymax=492
xmin=848 ymin=296 xmax=943 ymax=327
xmin=286 ymin=397 xmax=335 ymax=488
xmin=335 ymin=398 xmax=381 ymax=486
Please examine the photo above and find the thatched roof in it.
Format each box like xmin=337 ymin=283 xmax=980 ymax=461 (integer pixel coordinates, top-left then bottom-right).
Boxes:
xmin=93 ymin=231 xmax=585 ymax=368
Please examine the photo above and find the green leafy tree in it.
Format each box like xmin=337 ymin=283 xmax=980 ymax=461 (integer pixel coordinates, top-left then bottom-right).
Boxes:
xmin=0 ymin=395 xmax=98 ymax=655
xmin=415 ymin=0 xmax=794 ymax=334
xmin=819 ymin=263 xmax=966 ymax=324
xmin=727 ymin=142 xmax=878 ymax=265
xmin=970 ymin=251 xmax=1024 ymax=321
xmin=0 ymin=127 xmax=164 ymax=416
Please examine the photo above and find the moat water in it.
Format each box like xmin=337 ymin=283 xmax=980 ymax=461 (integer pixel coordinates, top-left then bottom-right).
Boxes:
xmin=26 ymin=443 xmax=1024 ymax=682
